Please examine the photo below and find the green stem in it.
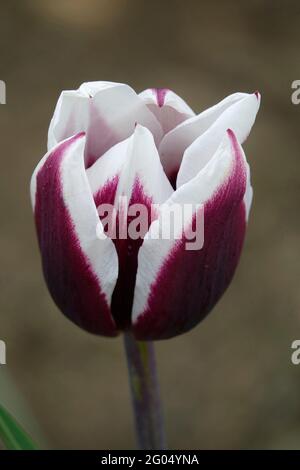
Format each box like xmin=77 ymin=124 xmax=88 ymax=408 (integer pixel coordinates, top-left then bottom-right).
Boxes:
xmin=124 ymin=332 xmax=166 ymax=450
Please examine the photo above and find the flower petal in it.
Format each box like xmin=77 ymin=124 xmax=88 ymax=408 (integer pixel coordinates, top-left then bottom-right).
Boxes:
xmin=132 ymin=129 xmax=248 ymax=340
xmin=139 ymin=88 xmax=195 ymax=134
xmin=159 ymin=92 xmax=259 ymax=183
xmin=177 ymin=92 xmax=260 ymax=187
xmin=86 ymin=124 xmax=173 ymax=213
xmin=31 ymin=133 xmax=119 ymax=336
xmin=88 ymin=125 xmax=173 ymax=330
xmin=113 ymin=125 xmax=174 ymax=205
xmin=48 ymin=81 xmax=163 ymax=167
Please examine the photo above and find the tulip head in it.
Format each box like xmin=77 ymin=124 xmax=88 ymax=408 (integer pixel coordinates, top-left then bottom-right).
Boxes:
xmin=31 ymin=82 xmax=260 ymax=340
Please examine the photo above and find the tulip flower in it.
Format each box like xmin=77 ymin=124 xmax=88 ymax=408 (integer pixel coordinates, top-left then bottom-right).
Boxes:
xmin=31 ymin=82 xmax=260 ymax=449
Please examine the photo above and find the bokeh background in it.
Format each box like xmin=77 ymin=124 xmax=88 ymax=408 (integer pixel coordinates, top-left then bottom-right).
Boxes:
xmin=0 ymin=0 xmax=300 ymax=449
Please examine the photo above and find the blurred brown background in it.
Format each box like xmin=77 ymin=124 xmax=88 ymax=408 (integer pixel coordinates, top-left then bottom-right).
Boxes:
xmin=0 ymin=0 xmax=300 ymax=449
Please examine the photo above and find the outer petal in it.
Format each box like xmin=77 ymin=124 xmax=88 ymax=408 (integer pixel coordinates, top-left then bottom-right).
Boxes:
xmin=139 ymin=88 xmax=195 ymax=134
xmin=159 ymin=92 xmax=259 ymax=183
xmin=87 ymin=125 xmax=173 ymax=329
xmin=132 ymin=129 xmax=248 ymax=340
xmin=30 ymin=133 xmax=119 ymax=336
xmin=48 ymin=81 xmax=163 ymax=167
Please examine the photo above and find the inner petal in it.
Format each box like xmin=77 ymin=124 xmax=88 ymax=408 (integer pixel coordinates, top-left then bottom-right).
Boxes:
xmin=139 ymin=87 xmax=195 ymax=135
xmin=87 ymin=125 xmax=173 ymax=330
xmin=158 ymin=92 xmax=258 ymax=188
xmin=139 ymin=87 xmax=195 ymax=188
xmin=48 ymin=81 xmax=163 ymax=169
xmin=111 ymin=180 xmax=155 ymax=329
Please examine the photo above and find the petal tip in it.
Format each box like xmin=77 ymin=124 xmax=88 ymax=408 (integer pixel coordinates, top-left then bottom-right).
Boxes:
xmin=75 ymin=131 xmax=86 ymax=140
xmin=152 ymin=88 xmax=169 ymax=107
xmin=133 ymin=123 xmax=152 ymax=139
xmin=254 ymin=90 xmax=260 ymax=99
xmin=226 ymin=127 xmax=237 ymax=142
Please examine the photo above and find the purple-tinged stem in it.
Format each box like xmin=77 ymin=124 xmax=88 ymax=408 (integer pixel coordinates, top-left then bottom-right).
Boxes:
xmin=124 ymin=331 xmax=166 ymax=450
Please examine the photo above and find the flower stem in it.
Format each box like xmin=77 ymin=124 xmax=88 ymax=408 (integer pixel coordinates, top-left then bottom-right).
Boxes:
xmin=123 ymin=331 xmax=166 ymax=450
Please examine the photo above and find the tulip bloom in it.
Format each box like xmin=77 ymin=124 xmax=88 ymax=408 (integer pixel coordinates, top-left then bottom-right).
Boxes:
xmin=31 ymin=82 xmax=260 ymax=340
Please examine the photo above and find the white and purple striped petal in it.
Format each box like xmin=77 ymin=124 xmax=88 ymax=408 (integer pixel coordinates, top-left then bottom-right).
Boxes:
xmin=31 ymin=133 xmax=119 ymax=336
xmin=86 ymin=125 xmax=173 ymax=329
xmin=132 ymin=130 xmax=248 ymax=340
